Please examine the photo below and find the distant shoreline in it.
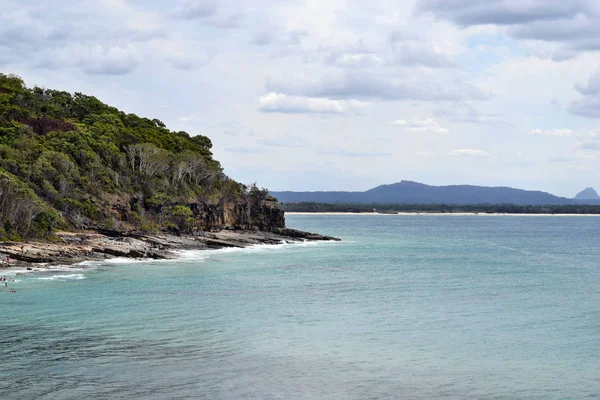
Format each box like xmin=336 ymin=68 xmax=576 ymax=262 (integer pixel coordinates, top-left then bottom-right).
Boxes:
xmin=286 ymin=212 xmax=600 ymax=217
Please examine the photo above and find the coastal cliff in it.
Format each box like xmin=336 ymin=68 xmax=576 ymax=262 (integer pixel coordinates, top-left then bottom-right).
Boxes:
xmin=0 ymin=73 xmax=338 ymax=264
xmin=190 ymin=199 xmax=285 ymax=232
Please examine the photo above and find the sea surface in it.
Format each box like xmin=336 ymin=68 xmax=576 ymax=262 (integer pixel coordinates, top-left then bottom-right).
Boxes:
xmin=1 ymin=215 xmax=599 ymax=399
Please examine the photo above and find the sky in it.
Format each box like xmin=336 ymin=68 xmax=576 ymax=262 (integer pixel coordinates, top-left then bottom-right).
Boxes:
xmin=1 ymin=0 xmax=600 ymax=197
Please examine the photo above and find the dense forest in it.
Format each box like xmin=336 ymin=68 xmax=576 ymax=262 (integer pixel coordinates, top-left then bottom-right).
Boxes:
xmin=0 ymin=73 xmax=274 ymax=241
xmin=281 ymin=202 xmax=600 ymax=214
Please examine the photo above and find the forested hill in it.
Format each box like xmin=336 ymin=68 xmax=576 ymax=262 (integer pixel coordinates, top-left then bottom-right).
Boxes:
xmin=271 ymin=181 xmax=577 ymax=205
xmin=0 ymin=73 xmax=280 ymax=241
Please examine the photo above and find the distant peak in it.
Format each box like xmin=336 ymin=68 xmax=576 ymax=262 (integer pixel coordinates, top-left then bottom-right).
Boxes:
xmin=574 ymin=187 xmax=600 ymax=200
xmin=397 ymin=180 xmax=425 ymax=186
xmin=371 ymin=181 xmax=427 ymax=189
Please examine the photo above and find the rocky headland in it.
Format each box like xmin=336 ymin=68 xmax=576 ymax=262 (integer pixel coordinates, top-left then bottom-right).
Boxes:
xmin=0 ymin=199 xmax=340 ymax=268
xmin=0 ymin=74 xmax=339 ymax=270
xmin=0 ymin=227 xmax=340 ymax=269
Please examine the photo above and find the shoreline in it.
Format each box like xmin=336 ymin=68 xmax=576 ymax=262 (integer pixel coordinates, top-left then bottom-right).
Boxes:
xmin=286 ymin=212 xmax=600 ymax=217
xmin=0 ymin=228 xmax=341 ymax=270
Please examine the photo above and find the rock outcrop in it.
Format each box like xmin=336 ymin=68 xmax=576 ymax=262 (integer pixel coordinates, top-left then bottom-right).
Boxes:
xmin=190 ymin=200 xmax=285 ymax=232
xmin=0 ymin=227 xmax=340 ymax=267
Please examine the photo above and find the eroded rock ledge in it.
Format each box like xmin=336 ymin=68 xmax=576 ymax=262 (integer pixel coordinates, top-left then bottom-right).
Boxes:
xmin=0 ymin=228 xmax=341 ymax=268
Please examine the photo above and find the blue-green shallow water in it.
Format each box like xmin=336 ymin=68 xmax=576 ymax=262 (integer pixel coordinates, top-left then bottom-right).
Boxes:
xmin=1 ymin=215 xmax=599 ymax=399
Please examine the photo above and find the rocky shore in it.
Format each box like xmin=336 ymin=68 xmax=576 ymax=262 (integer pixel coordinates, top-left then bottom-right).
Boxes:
xmin=0 ymin=228 xmax=340 ymax=269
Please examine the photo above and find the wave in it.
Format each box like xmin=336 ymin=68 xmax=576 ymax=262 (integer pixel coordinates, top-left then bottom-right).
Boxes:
xmin=44 ymin=264 xmax=97 ymax=272
xmin=0 ymin=267 xmax=31 ymax=276
xmin=175 ymin=239 xmax=340 ymax=258
xmin=36 ymin=274 xmax=85 ymax=281
xmin=17 ymin=239 xmax=342 ymax=278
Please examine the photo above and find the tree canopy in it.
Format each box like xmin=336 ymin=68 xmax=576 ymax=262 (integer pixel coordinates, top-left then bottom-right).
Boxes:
xmin=0 ymin=73 xmax=259 ymax=240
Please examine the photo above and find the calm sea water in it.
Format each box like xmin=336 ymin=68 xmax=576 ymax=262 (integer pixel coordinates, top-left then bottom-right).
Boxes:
xmin=1 ymin=215 xmax=599 ymax=399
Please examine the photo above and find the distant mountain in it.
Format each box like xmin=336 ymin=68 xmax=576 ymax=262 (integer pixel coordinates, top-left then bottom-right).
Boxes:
xmin=574 ymin=188 xmax=600 ymax=200
xmin=271 ymin=181 xmax=575 ymax=205
xmin=573 ymin=188 xmax=600 ymax=205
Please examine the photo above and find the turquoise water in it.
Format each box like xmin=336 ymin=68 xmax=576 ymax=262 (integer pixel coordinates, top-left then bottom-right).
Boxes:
xmin=1 ymin=215 xmax=599 ymax=399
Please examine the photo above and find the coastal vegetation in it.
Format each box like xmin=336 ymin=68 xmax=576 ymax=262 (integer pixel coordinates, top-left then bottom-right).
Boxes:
xmin=281 ymin=202 xmax=600 ymax=214
xmin=0 ymin=73 xmax=276 ymax=241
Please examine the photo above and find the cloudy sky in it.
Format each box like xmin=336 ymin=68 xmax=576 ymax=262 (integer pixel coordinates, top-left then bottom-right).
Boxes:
xmin=2 ymin=0 xmax=600 ymax=196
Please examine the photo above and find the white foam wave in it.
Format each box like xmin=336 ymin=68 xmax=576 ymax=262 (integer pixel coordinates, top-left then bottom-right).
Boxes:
xmin=101 ymin=257 xmax=149 ymax=264
xmin=0 ymin=267 xmax=31 ymax=276
xmin=43 ymin=265 xmax=96 ymax=272
xmin=40 ymin=239 xmax=342 ymax=267
xmin=80 ymin=257 xmax=170 ymax=267
xmin=36 ymin=274 xmax=85 ymax=281
xmin=175 ymin=239 xmax=340 ymax=259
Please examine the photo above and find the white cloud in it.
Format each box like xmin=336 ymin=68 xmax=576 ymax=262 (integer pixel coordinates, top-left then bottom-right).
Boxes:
xmin=315 ymin=41 xmax=382 ymax=68
xmin=319 ymin=148 xmax=392 ymax=157
xmin=34 ymin=43 xmax=141 ymax=75
xmin=549 ymin=156 xmax=572 ymax=163
xmin=451 ymin=149 xmax=494 ymax=158
xmin=6 ymin=0 xmax=600 ymax=195
xmin=529 ymin=128 xmax=575 ymax=137
xmin=224 ymin=145 xmax=269 ymax=154
xmin=258 ymin=92 xmax=370 ymax=115
xmin=390 ymin=118 xmax=449 ymax=133
xmin=416 ymin=0 xmax=600 ymax=60
xmin=578 ymin=140 xmax=600 ymax=150
xmin=165 ymin=49 xmax=214 ymax=70
xmin=434 ymin=102 xmax=503 ymax=124
xmin=81 ymin=44 xmax=141 ymax=75
xmin=332 ymin=53 xmax=382 ymax=68
xmin=266 ymin=71 xmax=488 ymax=102
xmin=416 ymin=0 xmax=592 ymax=26
xmin=389 ymin=31 xmax=457 ymax=68
xmin=569 ymin=66 xmax=600 ymax=118
xmin=175 ymin=0 xmax=218 ymax=19
xmin=251 ymin=29 xmax=307 ymax=48
xmin=256 ymin=136 xmax=309 ymax=148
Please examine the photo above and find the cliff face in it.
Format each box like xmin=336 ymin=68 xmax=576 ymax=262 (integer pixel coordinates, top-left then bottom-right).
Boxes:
xmin=190 ymin=200 xmax=285 ymax=232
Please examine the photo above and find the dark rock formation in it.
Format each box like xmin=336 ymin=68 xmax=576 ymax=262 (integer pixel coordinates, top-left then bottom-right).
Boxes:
xmin=0 ymin=227 xmax=341 ymax=267
xmin=190 ymin=200 xmax=285 ymax=232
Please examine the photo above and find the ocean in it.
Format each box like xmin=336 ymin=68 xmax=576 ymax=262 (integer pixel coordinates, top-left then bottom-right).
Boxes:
xmin=1 ymin=215 xmax=599 ymax=399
